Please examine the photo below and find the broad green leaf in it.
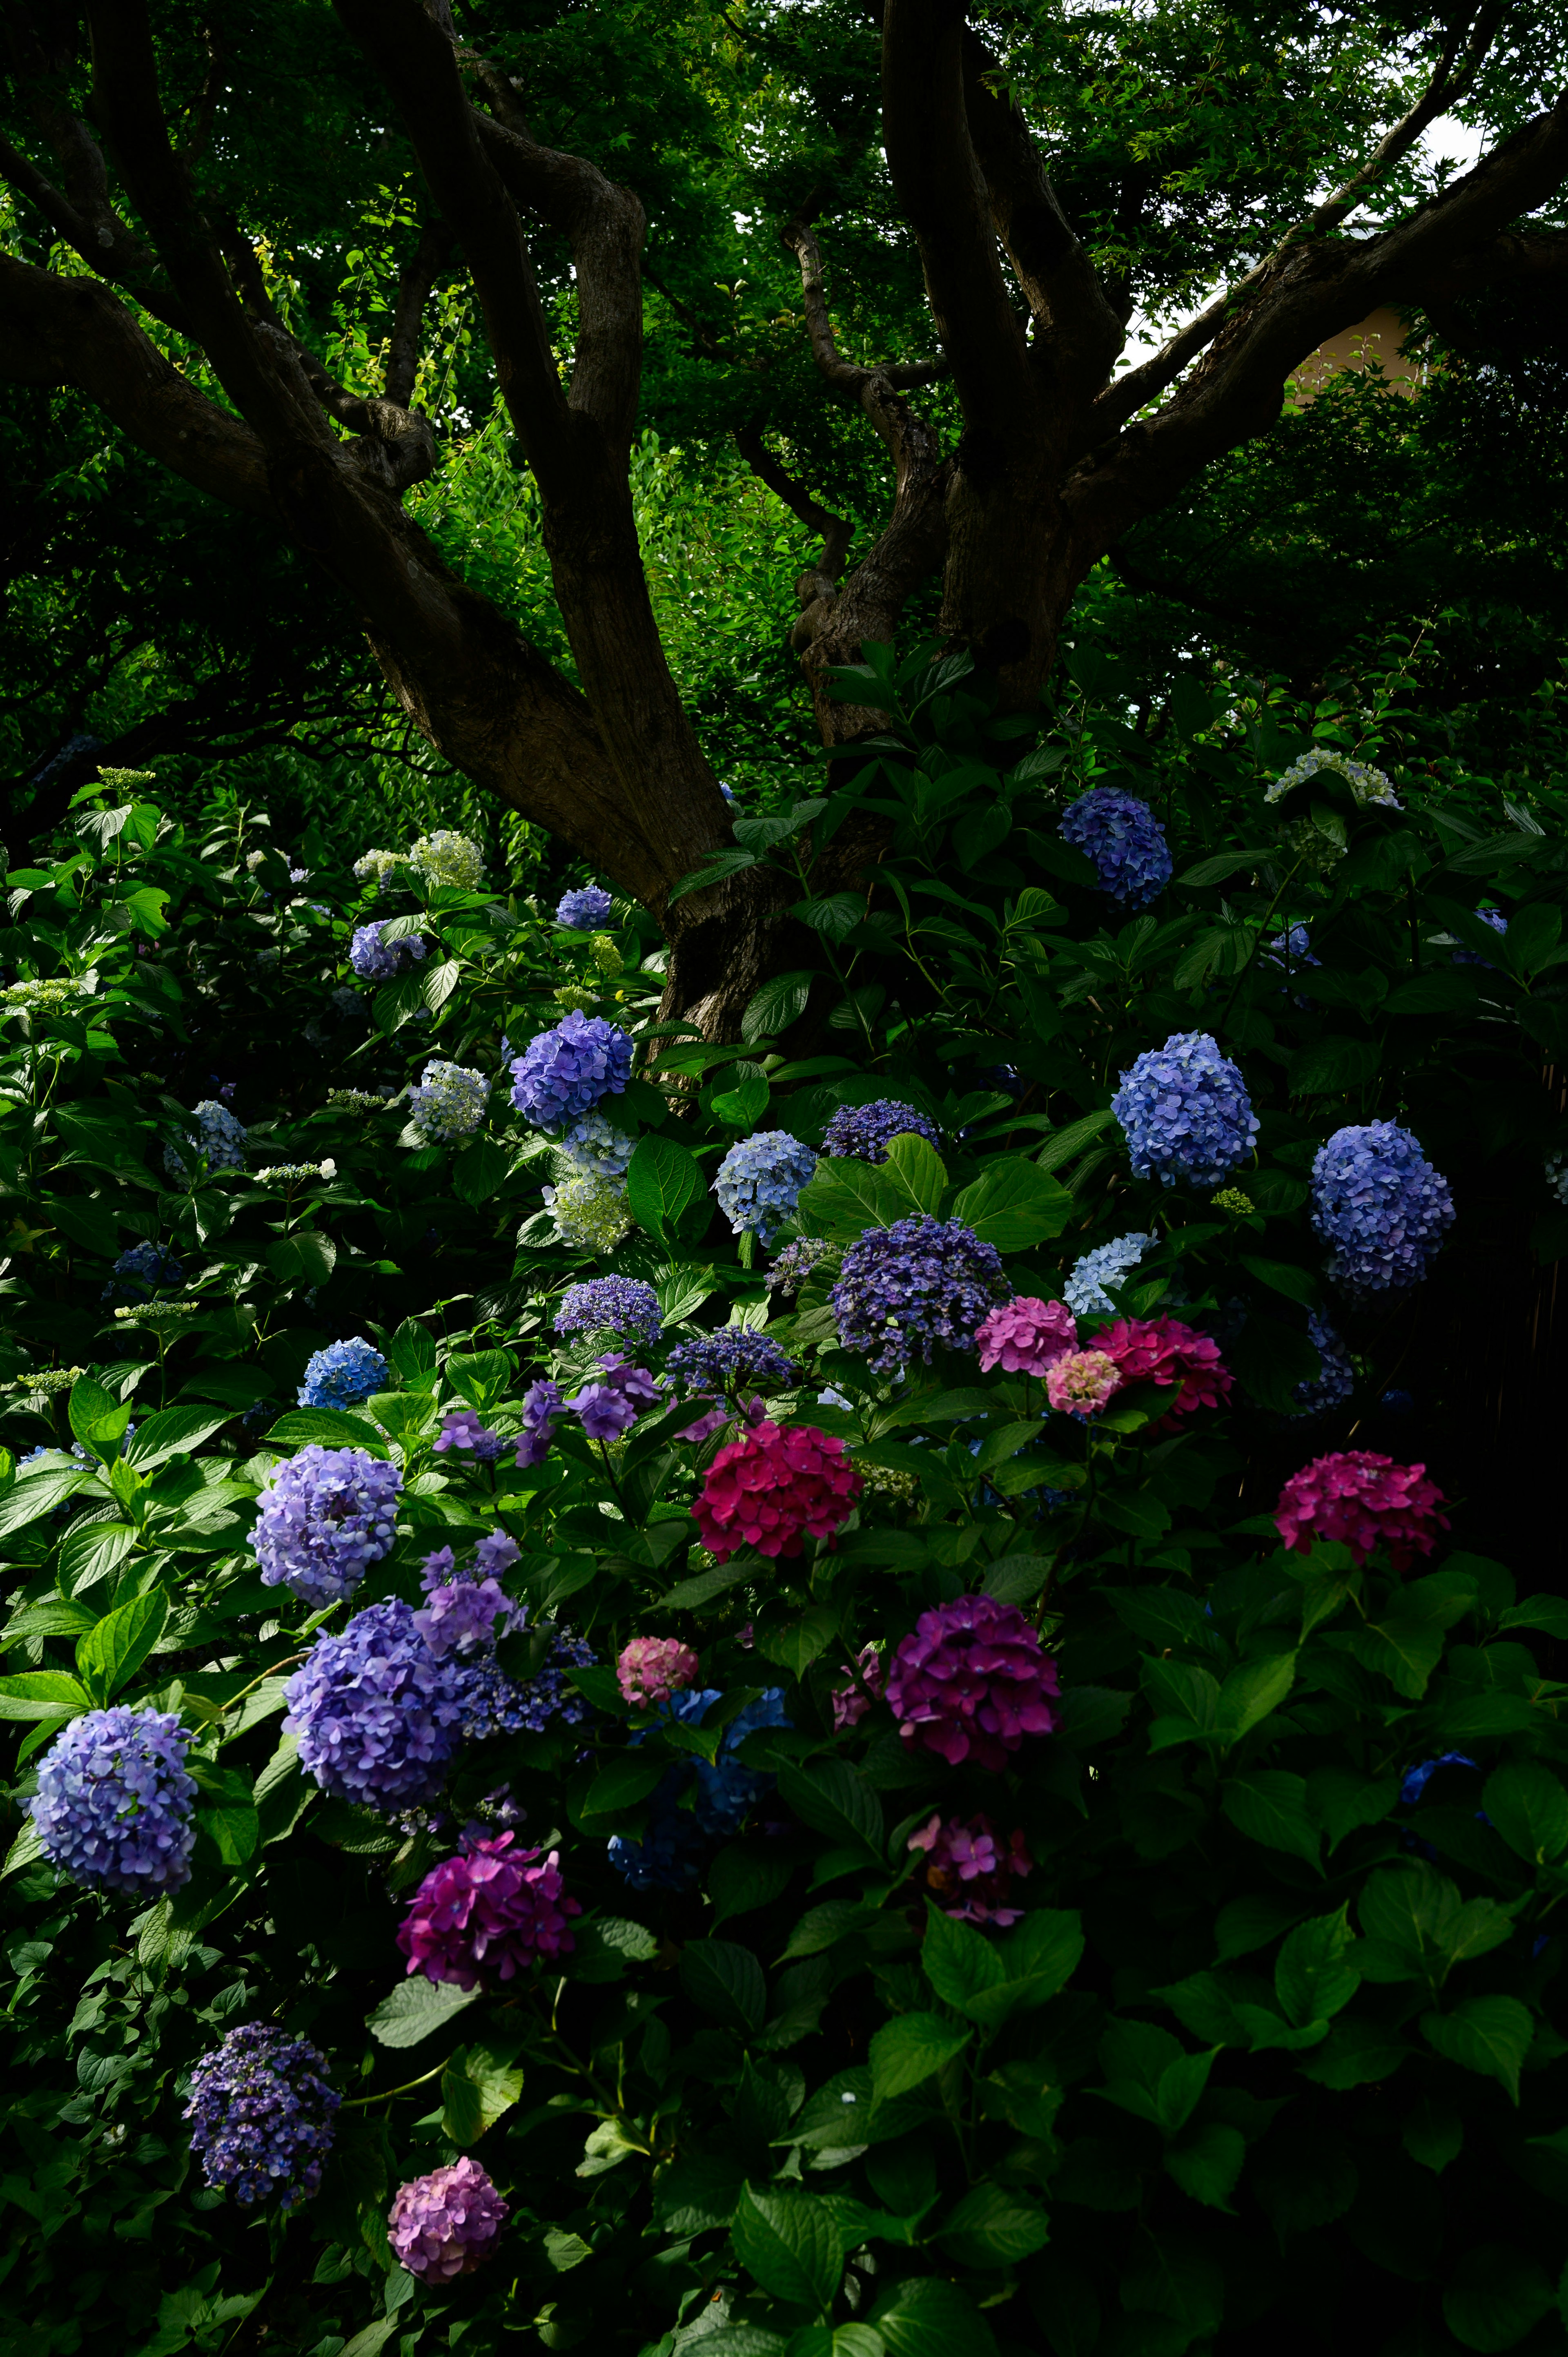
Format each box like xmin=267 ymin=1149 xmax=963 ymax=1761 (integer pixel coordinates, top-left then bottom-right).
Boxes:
xmin=0 ymin=1671 xmax=90 ymax=1721
xmin=794 ymin=1157 xmax=905 ymax=1242
xmin=263 ymin=1408 xmax=389 ymax=1456
xmin=76 ymin=1588 xmax=169 ymax=1705
xmin=1164 ymin=2121 xmax=1245 ymax=2211
xmin=57 ymin=1518 xmax=138 ymax=1597
xmin=1297 ymin=2016 xmax=1412 ymax=2088
xmin=68 ymin=1375 xmax=131 ymax=1460
xmin=122 ymin=1408 xmax=235 ymax=1471
xmin=441 ymin=2040 xmax=524 ymax=2143
xmin=920 ymin=1902 xmax=1007 ymax=2015
xmin=869 ymin=2012 xmax=971 ymax=2105
xmin=1443 ymin=2245 xmax=1554 ymax=2353
xmin=199 ymin=1804 xmax=260 ymax=1865
xmin=755 ymin=1606 xmax=840 ymax=1679
xmin=679 ymin=1939 xmax=766 ymax=2034
xmin=1222 ymin=1770 xmax=1321 ymax=1868
xmin=1483 ymin=1763 xmax=1568 ymax=1864
xmin=1217 ymin=1650 xmax=1296 ymax=1741
xmin=732 ymin=2183 xmax=842 ymax=2314
xmin=870 ymin=2276 xmax=999 ymax=2357
xmin=710 ymin=1843 xmax=795 ymax=1925
xmin=266 ymin=1229 xmax=337 ymax=1289
xmin=0 ymin=1467 xmax=89 ymax=1539
xmin=1274 ymin=1908 xmax=1360 ymax=2029
xmin=626 ymin=1133 xmax=705 ymax=1243
xmin=368 ymin=1976 xmax=480 ymax=2048
xmin=742 ymin=970 xmax=815 ymax=1045
xmin=453 ymin=1137 xmax=510 ymax=1205
xmin=579 ymin=1753 xmax=669 ymax=1820
xmin=1421 ymin=1997 xmax=1535 ymax=2102
xmin=935 ymin=2183 xmax=1049 ymax=2270
xmin=960 ymin=1908 xmax=1085 ymax=2031
xmin=949 ymin=1157 xmax=1072 ymax=1250
xmin=387 ymin=1318 xmax=439 ymax=1390
xmin=882 ymin=1132 xmax=947 ymax=1213
xmin=777 ymin=1761 xmax=883 ymax=1859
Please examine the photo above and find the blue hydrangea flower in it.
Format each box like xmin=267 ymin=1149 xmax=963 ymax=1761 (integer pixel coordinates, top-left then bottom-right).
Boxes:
xmin=31 ymin=1707 xmax=197 ymax=1896
xmin=1060 ymin=788 xmax=1172 ymax=908
xmin=296 ymin=1338 xmax=389 ymax=1411
xmin=458 ymin=1630 xmax=597 ymax=1740
xmin=102 ymin=1241 xmax=183 ymax=1305
xmin=284 ymin=1598 xmax=473 ymax=1812
xmin=765 ymin=1237 xmax=835 ymax=1296
xmin=556 ymin=883 xmax=614 ymax=929
xmin=409 ymin=1060 xmax=489 ymax=1142
xmin=1547 ymin=1151 xmax=1568 ymax=1208
xmin=667 ymin=1326 xmax=798 ymax=1397
xmin=714 ymin=1132 xmax=817 ymax=1245
xmin=1311 ymin=1121 xmax=1454 ymax=1293
xmin=185 ymin=2024 xmax=340 ymax=2210
xmin=1112 ymin=1032 xmax=1258 ymax=1189
xmin=558 ymin=1111 xmax=635 ymax=1180
xmin=165 ymin=1100 xmax=248 ymax=1182
xmin=556 ymin=1277 xmax=662 ymax=1345
xmin=510 ymin=1012 xmax=632 ymax=1128
xmin=833 ymin=1215 xmax=1008 ymax=1376
xmin=607 ymin=1687 xmax=790 ymax=1888
xmin=250 ymin=1445 xmax=402 ymax=1608
xmin=1400 ymin=1752 xmax=1478 ymax=1806
xmin=349 ymin=921 xmax=428 ymax=983
xmin=694 ymin=1688 xmax=791 ymax=1833
xmin=823 ymin=1100 xmax=941 ymax=1164
xmin=1452 ymin=907 xmax=1509 ymax=967
xmin=1062 ymin=1230 xmax=1158 ymax=1318
xmin=1291 ymin=1311 xmax=1355 ymax=1416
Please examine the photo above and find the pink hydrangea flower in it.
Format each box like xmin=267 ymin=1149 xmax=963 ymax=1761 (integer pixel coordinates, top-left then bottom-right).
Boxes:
xmin=1096 ymin=1314 xmax=1232 ymax=1420
xmin=1274 ymin=1451 xmax=1449 ymax=1570
xmin=388 ymin=2156 xmax=508 ymax=2281
xmin=1046 ymin=1348 xmax=1123 ymax=1418
xmin=831 ymin=1643 xmax=883 ymax=1731
xmin=974 ymin=1296 xmax=1078 ymax=1376
xmin=909 ymin=1811 xmax=1033 ymax=1925
xmin=618 ymin=1636 xmax=700 ymax=1707
xmin=396 ymin=1832 xmax=579 ymax=1990
xmin=885 ymin=1596 xmax=1061 ymax=1772
xmin=694 ymin=1420 xmax=862 ymax=1561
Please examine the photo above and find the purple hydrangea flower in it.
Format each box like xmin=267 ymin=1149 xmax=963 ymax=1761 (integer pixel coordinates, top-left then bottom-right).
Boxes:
xmin=458 ymin=1629 xmax=597 ymax=1739
xmin=31 ymin=1707 xmax=197 ymax=1896
xmin=514 ymin=1379 xmax=565 ymax=1468
xmin=566 ymin=1354 xmax=662 ymax=1441
xmin=885 ymin=1597 xmax=1062 ymax=1771
xmin=1060 ymin=787 xmax=1172 ymax=908
xmin=396 ymin=1831 xmax=579 ymax=1991
xmin=1112 ymin=1031 xmax=1258 ymax=1189
xmin=714 ymin=1132 xmax=817 ymax=1247
xmin=1311 ymin=1121 xmax=1454 ymax=1293
xmin=434 ymin=1408 xmax=508 ymax=1463
xmin=249 ymin=1445 xmax=402 ymax=1608
xmin=509 ymin=1012 xmax=632 ymax=1128
xmin=555 ymin=883 xmax=614 ymax=930
xmin=350 ymin=921 xmax=428 ymax=983
xmin=185 ymin=2023 xmax=339 ymax=2210
xmin=823 ymin=1100 xmax=941 ymax=1164
xmin=296 ymin=1337 xmax=388 ymax=1411
xmin=414 ymin=1544 xmax=518 ymax=1656
xmin=833 ymin=1215 xmax=1008 ymax=1376
xmin=1453 ymin=906 xmax=1509 ymax=967
xmin=555 ymin=1277 xmax=662 ymax=1346
xmin=1292 ymin=1310 xmax=1355 ymax=1416
xmin=389 ymin=2156 xmax=509 ymax=2281
xmin=283 ymin=1599 xmax=473 ymax=1812
xmin=666 ymin=1326 xmax=798 ymax=1398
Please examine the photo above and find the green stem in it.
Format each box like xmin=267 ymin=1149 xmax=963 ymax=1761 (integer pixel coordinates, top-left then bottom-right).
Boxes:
xmin=341 ymin=2060 xmax=446 ymax=2108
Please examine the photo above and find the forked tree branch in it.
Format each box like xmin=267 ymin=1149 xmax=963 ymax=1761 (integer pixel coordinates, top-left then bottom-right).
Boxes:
xmin=386 ymin=218 xmax=455 ymax=406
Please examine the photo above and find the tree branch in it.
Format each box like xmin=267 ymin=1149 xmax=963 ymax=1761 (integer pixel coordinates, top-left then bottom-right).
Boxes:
xmin=386 ymin=217 xmax=455 ymax=406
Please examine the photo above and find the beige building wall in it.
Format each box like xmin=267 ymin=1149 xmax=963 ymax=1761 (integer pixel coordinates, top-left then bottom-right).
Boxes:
xmin=1288 ymin=306 xmax=1426 ymax=401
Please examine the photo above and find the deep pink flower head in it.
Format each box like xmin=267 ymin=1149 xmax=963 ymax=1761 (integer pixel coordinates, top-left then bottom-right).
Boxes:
xmin=1096 ymin=1315 xmax=1232 ymax=1420
xmin=618 ymin=1636 xmax=701 ymax=1707
xmin=396 ymin=1831 xmax=579 ymax=1990
xmin=693 ymin=1420 xmax=862 ymax=1561
xmin=974 ymin=1295 xmax=1078 ymax=1376
xmin=389 ymin=2156 xmax=508 ymax=2281
xmin=1274 ymin=1451 xmax=1448 ymax=1570
xmin=885 ymin=1596 xmax=1061 ymax=1771
xmin=1046 ymin=1348 xmax=1123 ymax=1418
xmin=831 ymin=1642 xmax=884 ymax=1731
xmin=909 ymin=1811 xmax=1033 ymax=1925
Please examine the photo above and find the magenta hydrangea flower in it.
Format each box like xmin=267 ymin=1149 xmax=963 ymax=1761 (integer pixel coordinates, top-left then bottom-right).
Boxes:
xmin=908 ymin=1811 xmax=1033 ymax=1925
xmin=974 ymin=1296 xmax=1078 ymax=1376
xmin=396 ymin=1831 xmax=581 ymax=1990
xmin=831 ymin=1642 xmax=884 ymax=1731
xmin=1095 ymin=1315 xmax=1232 ymax=1420
xmin=694 ymin=1420 xmax=863 ymax=1561
xmin=388 ymin=2156 xmax=508 ymax=2281
xmin=617 ymin=1637 xmax=701 ymax=1707
xmin=1274 ymin=1451 xmax=1449 ymax=1570
xmin=1045 ymin=1348 xmax=1123 ymax=1418
xmin=885 ymin=1596 xmax=1061 ymax=1772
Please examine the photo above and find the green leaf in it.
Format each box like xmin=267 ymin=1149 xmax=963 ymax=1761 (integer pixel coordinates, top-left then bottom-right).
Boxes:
xmin=732 ymin=2183 xmax=842 ymax=2314
xmin=949 ymin=1157 xmax=1073 ymax=1250
xmin=920 ymin=1902 xmax=1006 ymax=2014
xmin=1421 ymin=1997 xmax=1535 ymax=2103
xmin=1237 ymin=1255 xmax=1318 ymax=1307
xmin=868 ymin=2012 xmax=971 ymax=2105
xmin=57 ymin=1518 xmax=138 ymax=1598
xmin=441 ymin=2040 xmax=524 ymax=2143
xmin=1443 ymin=2245 xmax=1555 ymax=2353
xmin=0 ymin=1670 xmax=90 ymax=1721
xmin=367 ymin=1976 xmax=480 ymax=2048
xmin=199 ymin=1804 xmax=260 ymax=1865
xmin=453 ymin=1137 xmax=510 ymax=1205
xmin=1402 ymin=2095 xmax=1463 ymax=2174
xmin=1287 ymin=1035 xmax=1381 ymax=1094
xmin=579 ymin=1753 xmax=670 ymax=1820
xmin=870 ymin=2276 xmax=999 ymax=2357
xmin=1274 ymin=1908 xmax=1359 ymax=2029
xmin=1222 ymin=1770 xmax=1321 ymax=1868
xmin=742 ymin=970 xmax=816 ymax=1045
xmin=387 ymin=1318 xmax=439 ymax=1391
xmin=882 ymin=1132 xmax=947 ymax=1214
xmin=0 ymin=1467 xmax=89 ymax=1539
xmin=964 ymin=1908 xmax=1086 ymax=2031
xmin=68 ymin=1375 xmax=132 ymax=1460
xmin=122 ymin=1407 xmax=236 ymax=1471
xmin=76 ymin=1588 xmax=169 ymax=1706
xmin=935 ymin=2183 xmax=1049 ymax=2270
xmin=667 ymin=848 xmax=760 ymax=904
xmin=710 ymin=1842 xmax=795 ymax=1926
xmin=755 ymin=1605 xmax=840 ymax=1679
xmin=263 ymin=1407 xmax=389 ymax=1456
xmin=680 ymin=1939 xmax=766 ymax=2034
xmin=712 ymin=1073 xmax=771 ymax=1128
xmin=777 ymin=1761 xmax=883 ymax=1860
xmin=1217 ymin=1650 xmax=1296 ymax=1742
xmin=1483 ymin=1763 xmax=1568 ymax=1864
xmin=626 ymin=1133 xmax=705 ymax=1244
xmin=1163 ymin=2121 xmax=1245 ymax=2212
xmin=795 ymin=1157 xmax=905 ymax=1242
xmin=1296 ymin=2016 xmax=1412 ymax=2088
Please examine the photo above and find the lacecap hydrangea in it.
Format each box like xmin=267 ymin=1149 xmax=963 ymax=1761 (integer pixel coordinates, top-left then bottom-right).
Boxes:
xmin=250 ymin=1444 xmax=402 ymax=1608
xmin=833 ymin=1215 xmax=1008 ymax=1376
xmin=1112 ymin=1032 xmax=1258 ymax=1189
xmin=185 ymin=2023 xmax=340 ymax=2210
xmin=510 ymin=1012 xmax=632 ymax=1128
xmin=410 ymin=1060 xmax=489 ymax=1142
xmin=714 ymin=1132 xmax=818 ymax=1246
xmin=1310 ymin=1121 xmax=1454 ymax=1293
xmin=296 ymin=1336 xmax=388 ymax=1410
xmin=1060 ymin=787 xmax=1173 ymax=909
xmin=31 ymin=1707 xmax=197 ymax=1896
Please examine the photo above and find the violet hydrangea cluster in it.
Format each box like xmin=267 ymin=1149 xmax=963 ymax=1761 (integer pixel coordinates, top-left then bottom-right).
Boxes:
xmin=1112 ymin=1031 xmax=1258 ymax=1189
xmin=509 ymin=1011 xmax=631 ymax=1128
xmin=250 ymin=1444 xmax=402 ymax=1608
xmin=434 ymin=1409 xmax=508 ymax=1463
xmin=908 ymin=1812 xmax=1033 ymax=1927
xmin=296 ymin=1336 xmax=388 ymax=1411
xmin=396 ymin=1831 xmax=579 ymax=1990
xmin=1292 ymin=1311 xmax=1355 ymax=1416
xmin=284 ymin=1598 xmax=473 ymax=1812
xmin=185 ymin=2023 xmax=340 ymax=2210
xmin=766 ymin=1236 xmax=834 ymax=1296
xmin=713 ymin=1131 xmax=818 ymax=1246
xmin=1060 ymin=787 xmax=1173 ymax=909
xmin=1310 ymin=1121 xmax=1454 ymax=1293
xmin=833 ymin=1214 xmax=1008 ymax=1376
xmin=567 ymin=1354 xmax=661 ymax=1441
xmin=822 ymin=1099 xmax=941 ymax=1164
xmin=885 ymin=1597 xmax=1062 ymax=1772
xmin=413 ymin=1534 xmax=519 ymax=1656
xmin=389 ymin=2158 xmax=509 ymax=2282
xmin=667 ymin=1325 xmax=799 ymax=1399
xmin=31 ymin=1707 xmax=197 ymax=1896
xmin=349 ymin=920 xmax=427 ymax=983
xmin=555 ymin=883 xmax=614 ymax=930
xmin=555 ymin=1276 xmax=662 ymax=1346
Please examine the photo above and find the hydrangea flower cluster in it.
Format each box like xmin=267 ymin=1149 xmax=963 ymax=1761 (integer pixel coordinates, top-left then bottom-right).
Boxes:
xmin=1046 ymin=1349 xmax=1123 ymax=1418
xmin=833 ymin=1215 xmax=1008 ymax=1376
xmin=185 ymin=2024 xmax=340 ymax=2211
xmin=31 ymin=1708 xmax=197 ymax=1895
xmin=1060 ymin=787 xmax=1173 ymax=908
xmin=1112 ymin=1032 xmax=1258 ymax=1189
xmin=831 ymin=1643 xmax=883 ymax=1731
xmin=555 ymin=883 xmax=614 ymax=929
xmin=1096 ymin=1316 xmax=1232 ymax=1419
xmin=1265 ymin=747 xmax=1399 ymax=809
xmin=714 ymin=1132 xmax=818 ymax=1246
xmin=413 ymin=1537 xmax=519 ymax=1656
xmin=515 ymin=1379 xmax=566 ymax=1467
xmin=102 ymin=1240 xmax=183 ymax=1304
xmin=558 ymin=1112 xmax=635 ymax=1180
xmin=285 ymin=1599 xmax=476 ymax=1812
xmin=1452 ymin=906 xmax=1509 ymax=966
xmin=349 ymin=921 xmax=428 ymax=982
xmin=588 ymin=932 xmax=622 ymax=979
xmin=974 ymin=1296 xmax=1078 ymax=1376
xmin=1063 ymin=1230 xmax=1157 ymax=1318
xmin=296 ymin=1337 xmax=388 ymax=1411
xmin=543 ymin=1171 xmax=633 ymax=1252
xmin=555 ymin=1277 xmax=662 ymax=1346
xmin=909 ymin=1813 xmax=1033 ymax=1927
xmin=694 ymin=1420 xmax=861 ymax=1559
xmin=410 ymin=831 xmax=484 ymax=892
xmin=886 ymin=1597 xmax=1062 ymax=1771
xmin=255 ymin=1161 xmax=336 ymax=1186
xmin=822 ymin=1100 xmax=941 ymax=1163
xmin=353 ymin=848 xmax=408 ymax=892
xmin=1548 ymin=1151 xmax=1568 ymax=1208
xmin=567 ymin=1354 xmax=661 ymax=1441
xmin=608 ymin=1688 xmax=791 ymax=1888
xmin=396 ymin=1833 xmax=579 ymax=1990
xmin=510 ymin=1012 xmax=632 ymax=1127
xmin=389 ymin=2158 xmax=509 ymax=2282
xmin=250 ymin=1445 xmax=402 ymax=1608
xmin=434 ymin=1409 xmax=508 ymax=1463
xmin=327 ymin=1088 xmax=383 ymax=1113
xmin=458 ymin=1630 xmax=596 ymax=1742
xmin=766 ymin=1237 xmax=834 ymax=1296
xmin=618 ymin=1637 xmax=701 ymax=1706
xmin=1310 ymin=1121 xmax=1454 ymax=1293
xmin=1292 ymin=1311 xmax=1355 ymax=1416
xmin=410 ymin=1061 xmax=489 ymax=1142
xmin=165 ymin=1099 xmax=248 ymax=1182
xmin=1274 ymin=1451 xmax=1448 ymax=1568
xmin=667 ymin=1326 xmax=798 ymax=1399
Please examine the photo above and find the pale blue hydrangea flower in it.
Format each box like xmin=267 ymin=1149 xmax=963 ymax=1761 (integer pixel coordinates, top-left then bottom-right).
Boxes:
xmin=1111 ymin=1032 xmax=1258 ymax=1189
xmin=558 ymin=1110 xmax=635 ymax=1180
xmin=297 ymin=1337 xmax=388 ymax=1410
xmin=410 ymin=1061 xmax=489 ymax=1142
xmin=1547 ymin=1152 xmax=1568 ymax=1207
xmin=542 ymin=1173 xmax=633 ymax=1252
xmin=1062 ymin=1230 xmax=1158 ymax=1318
xmin=714 ymin=1133 xmax=817 ymax=1245
xmin=164 ymin=1099 xmax=248 ymax=1182
xmin=1310 ymin=1121 xmax=1454 ymax=1293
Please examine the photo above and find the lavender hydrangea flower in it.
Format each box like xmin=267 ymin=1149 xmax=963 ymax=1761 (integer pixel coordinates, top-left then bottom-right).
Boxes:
xmin=284 ymin=1599 xmax=473 ymax=1811
xmin=1112 ymin=1031 xmax=1258 ymax=1189
xmin=514 ymin=1379 xmax=566 ymax=1469
xmin=567 ymin=1354 xmax=662 ymax=1441
xmin=31 ymin=1707 xmax=197 ymax=1896
xmin=555 ymin=883 xmax=614 ymax=930
xmin=1311 ymin=1120 xmax=1454 ymax=1293
xmin=557 ymin=1111 xmax=635 ymax=1180
xmin=185 ymin=2024 xmax=339 ymax=2210
xmin=555 ymin=1277 xmax=662 ymax=1346
xmin=389 ymin=2157 xmax=510 ymax=2281
xmin=434 ymin=1408 xmax=508 ymax=1463
xmin=459 ymin=1629 xmax=597 ymax=1740
xmin=414 ymin=1541 xmax=519 ymax=1655
xmin=823 ymin=1100 xmax=941 ymax=1164
xmin=1062 ymin=1230 xmax=1158 ymax=1318
xmin=714 ymin=1132 xmax=817 ymax=1246
xmin=833 ymin=1215 xmax=1008 ymax=1376
xmin=250 ymin=1444 xmax=402 ymax=1608
xmin=1292 ymin=1311 xmax=1355 ymax=1416
xmin=101 ymin=1240 xmax=183 ymax=1305
xmin=667 ymin=1326 xmax=798 ymax=1398
xmin=510 ymin=1011 xmax=632 ymax=1128
xmin=296 ymin=1337 xmax=388 ymax=1411
xmin=1060 ymin=787 xmax=1172 ymax=908
xmin=410 ymin=1061 xmax=489 ymax=1142
xmin=349 ymin=921 xmax=428 ymax=983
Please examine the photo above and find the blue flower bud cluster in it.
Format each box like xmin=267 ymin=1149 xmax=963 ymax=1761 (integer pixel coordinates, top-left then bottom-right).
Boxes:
xmin=101 ymin=1240 xmax=183 ymax=1305
xmin=714 ymin=1132 xmax=817 ymax=1246
xmin=608 ymin=1688 xmax=791 ymax=1890
xmin=555 ymin=1277 xmax=662 ymax=1345
xmin=1060 ymin=787 xmax=1173 ymax=908
xmin=510 ymin=1012 xmax=632 ymax=1128
xmin=1310 ymin=1121 xmax=1454 ymax=1294
xmin=1292 ymin=1311 xmax=1355 ymax=1416
xmin=349 ymin=921 xmax=428 ymax=983
xmin=666 ymin=1325 xmax=798 ymax=1396
xmin=296 ymin=1337 xmax=389 ymax=1411
xmin=832 ymin=1214 xmax=1008 ymax=1376
xmin=1112 ymin=1031 xmax=1258 ymax=1189
xmin=250 ymin=1444 xmax=402 ymax=1608
xmin=410 ymin=1060 xmax=489 ymax=1142
xmin=555 ymin=883 xmax=614 ymax=929
xmin=31 ymin=1707 xmax=197 ymax=1895
xmin=184 ymin=2023 xmax=340 ymax=2210
xmin=822 ymin=1099 xmax=941 ymax=1164
xmin=1062 ymin=1229 xmax=1158 ymax=1318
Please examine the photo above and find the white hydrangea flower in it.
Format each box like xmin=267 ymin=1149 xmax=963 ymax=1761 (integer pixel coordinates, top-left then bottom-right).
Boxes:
xmin=408 ymin=831 xmax=484 ymax=892
xmin=1264 ymin=748 xmax=1400 ymax=809
xmin=543 ymin=1172 xmax=633 ymax=1253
